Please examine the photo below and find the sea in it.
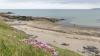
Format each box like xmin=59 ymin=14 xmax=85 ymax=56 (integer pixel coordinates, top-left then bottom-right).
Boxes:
xmin=0 ymin=9 xmax=100 ymax=27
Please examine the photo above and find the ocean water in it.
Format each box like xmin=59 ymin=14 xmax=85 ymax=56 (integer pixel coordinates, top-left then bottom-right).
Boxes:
xmin=0 ymin=9 xmax=100 ymax=27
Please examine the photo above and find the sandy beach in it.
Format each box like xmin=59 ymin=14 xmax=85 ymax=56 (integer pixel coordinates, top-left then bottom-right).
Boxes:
xmin=0 ymin=12 xmax=100 ymax=56
xmin=1 ymin=15 xmax=100 ymax=56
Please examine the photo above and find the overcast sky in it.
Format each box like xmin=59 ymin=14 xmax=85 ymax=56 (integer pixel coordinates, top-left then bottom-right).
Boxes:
xmin=0 ymin=0 xmax=100 ymax=9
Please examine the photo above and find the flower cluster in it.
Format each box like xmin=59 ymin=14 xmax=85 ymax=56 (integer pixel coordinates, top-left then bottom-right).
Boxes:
xmin=22 ymin=38 xmax=58 ymax=56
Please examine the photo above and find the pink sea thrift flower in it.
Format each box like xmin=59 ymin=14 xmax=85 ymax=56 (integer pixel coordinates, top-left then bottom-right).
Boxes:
xmin=22 ymin=38 xmax=58 ymax=56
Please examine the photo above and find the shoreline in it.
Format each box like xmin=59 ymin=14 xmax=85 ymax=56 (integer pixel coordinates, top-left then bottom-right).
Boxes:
xmin=1 ymin=13 xmax=100 ymax=37
xmin=3 ymin=12 xmax=100 ymax=29
xmin=6 ymin=20 xmax=100 ymax=56
xmin=1 ymin=12 xmax=100 ymax=56
xmin=1 ymin=12 xmax=100 ymax=29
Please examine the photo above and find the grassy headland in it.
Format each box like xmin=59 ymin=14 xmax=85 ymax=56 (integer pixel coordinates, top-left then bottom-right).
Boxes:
xmin=0 ymin=20 xmax=51 ymax=56
xmin=0 ymin=19 xmax=82 ymax=56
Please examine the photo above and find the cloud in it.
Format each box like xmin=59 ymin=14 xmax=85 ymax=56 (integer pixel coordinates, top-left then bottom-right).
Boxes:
xmin=1 ymin=0 xmax=100 ymax=4
xmin=2 ymin=0 xmax=65 ymax=3
xmin=0 ymin=0 xmax=100 ymax=9
xmin=3 ymin=0 xmax=100 ymax=3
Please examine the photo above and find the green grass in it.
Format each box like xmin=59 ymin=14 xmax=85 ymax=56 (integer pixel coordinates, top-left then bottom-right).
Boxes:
xmin=0 ymin=20 xmax=82 ymax=56
xmin=56 ymin=47 xmax=82 ymax=56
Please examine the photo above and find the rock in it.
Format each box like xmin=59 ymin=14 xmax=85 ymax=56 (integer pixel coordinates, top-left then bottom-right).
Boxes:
xmin=0 ymin=14 xmax=65 ymax=23
xmin=83 ymin=45 xmax=100 ymax=55
xmin=6 ymin=12 xmax=13 ymax=14
xmin=61 ymin=43 xmax=69 ymax=46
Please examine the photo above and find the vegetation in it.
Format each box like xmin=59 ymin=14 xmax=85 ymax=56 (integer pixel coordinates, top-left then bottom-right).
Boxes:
xmin=56 ymin=47 xmax=82 ymax=56
xmin=0 ymin=20 xmax=51 ymax=56
xmin=0 ymin=20 xmax=82 ymax=56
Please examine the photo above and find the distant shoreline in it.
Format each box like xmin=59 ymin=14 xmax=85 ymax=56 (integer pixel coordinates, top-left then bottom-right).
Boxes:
xmin=0 ymin=12 xmax=100 ymax=30
xmin=0 ymin=9 xmax=100 ymax=27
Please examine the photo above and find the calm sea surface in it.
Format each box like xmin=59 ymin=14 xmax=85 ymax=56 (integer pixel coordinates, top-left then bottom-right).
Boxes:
xmin=0 ymin=9 xmax=100 ymax=27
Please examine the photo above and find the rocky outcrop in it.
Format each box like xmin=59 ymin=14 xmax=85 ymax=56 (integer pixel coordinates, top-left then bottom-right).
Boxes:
xmin=0 ymin=14 xmax=65 ymax=23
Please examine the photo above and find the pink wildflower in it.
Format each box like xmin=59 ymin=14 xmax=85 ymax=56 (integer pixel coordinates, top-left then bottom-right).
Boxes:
xmin=22 ymin=38 xmax=58 ymax=56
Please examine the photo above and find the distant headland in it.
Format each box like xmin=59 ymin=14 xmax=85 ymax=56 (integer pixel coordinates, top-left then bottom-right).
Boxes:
xmin=92 ymin=8 xmax=100 ymax=10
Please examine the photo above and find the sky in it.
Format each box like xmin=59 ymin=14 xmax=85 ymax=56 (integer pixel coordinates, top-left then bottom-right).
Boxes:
xmin=0 ymin=0 xmax=100 ymax=9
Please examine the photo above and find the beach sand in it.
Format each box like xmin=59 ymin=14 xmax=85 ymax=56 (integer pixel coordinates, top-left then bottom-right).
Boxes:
xmin=1 ymin=16 xmax=100 ymax=56
xmin=5 ymin=21 xmax=100 ymax=56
